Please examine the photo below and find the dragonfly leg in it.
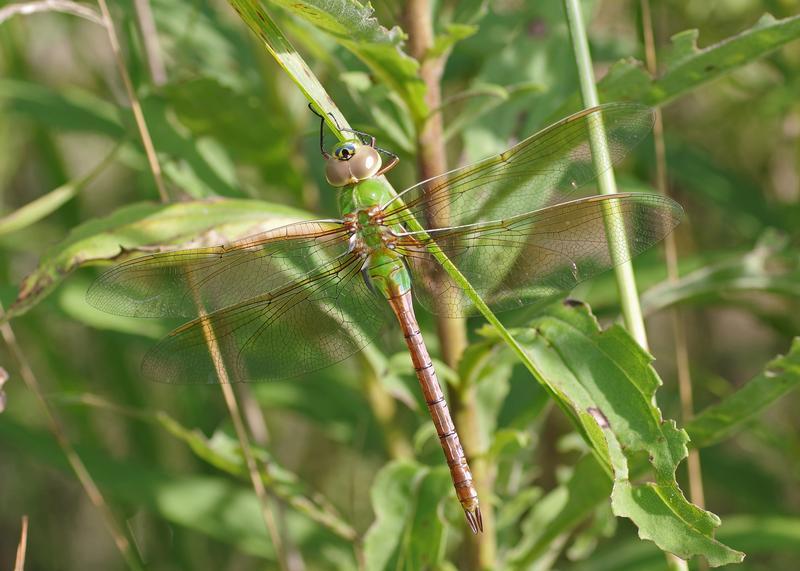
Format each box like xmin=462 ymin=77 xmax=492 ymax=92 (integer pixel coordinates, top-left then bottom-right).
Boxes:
xmin=307 ymin=103 xmax=331 ymax=159
xmin=340 ymin=127 xmax=376 ymax=147
xmin=375 ymin=152 xmax=399 ymax=177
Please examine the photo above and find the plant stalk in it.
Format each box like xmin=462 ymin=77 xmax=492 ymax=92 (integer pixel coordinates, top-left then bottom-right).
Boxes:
xmin=564 ymin=1 xmax=688 ymax=569
xmin=132 ymin=0 xmax=166 ymax=86
xmin=563 ymin=0 xmax=650 ymax=350
xmin=96 ymin=0 xmax=168 ymax=202
xmin=14 ymin=515 xmax=29 ymax=571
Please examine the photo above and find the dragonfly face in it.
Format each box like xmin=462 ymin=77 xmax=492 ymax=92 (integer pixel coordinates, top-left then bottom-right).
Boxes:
xmin=325 ymin=140 xmax=382 ymax=187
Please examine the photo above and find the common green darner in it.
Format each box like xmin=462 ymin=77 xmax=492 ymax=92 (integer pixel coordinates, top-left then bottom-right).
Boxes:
xmin=86 ymin=103 xmax=683 ymax=534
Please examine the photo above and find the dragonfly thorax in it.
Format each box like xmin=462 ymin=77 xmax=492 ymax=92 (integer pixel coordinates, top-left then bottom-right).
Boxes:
xmin=344 ymin=206 xmax=396 ymax=255
xmin=341 ymin=179 xmax=401 ymax=257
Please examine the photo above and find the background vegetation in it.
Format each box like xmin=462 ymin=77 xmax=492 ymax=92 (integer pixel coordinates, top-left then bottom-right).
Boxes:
xmin=1 ymin=0 xmax=799 ymax=570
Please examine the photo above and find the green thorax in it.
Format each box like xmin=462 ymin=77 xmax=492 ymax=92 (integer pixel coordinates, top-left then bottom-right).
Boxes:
xmin=338 ymin=178 xmax=394 ymax=214
xmin=338 ymin=178 xmax=411 ymax=298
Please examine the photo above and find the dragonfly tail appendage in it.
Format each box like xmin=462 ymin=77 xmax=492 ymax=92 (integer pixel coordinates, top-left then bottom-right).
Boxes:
xmin=464 ymin=502 xmax=483 ymax=535
xmin=387 ymin=289 xmax=483 ymax=534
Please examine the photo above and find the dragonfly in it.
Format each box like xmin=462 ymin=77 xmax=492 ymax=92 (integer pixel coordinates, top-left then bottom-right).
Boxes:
xmin=87 ymin=103 xmax=683 ymax=534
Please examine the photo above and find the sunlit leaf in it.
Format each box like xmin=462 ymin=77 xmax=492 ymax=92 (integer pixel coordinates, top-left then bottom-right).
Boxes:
xmin=553 ymin=12 xmax=800 ymax=114
xmin=513 ymin=302 xmax=744 ymax=566
xmin=264 ymin=0 xmax=428 ymax=124
xmin=226 ymin=0 xmax=355 ymax=137
xmin=7 ymin=199 xmax=308 ymax=320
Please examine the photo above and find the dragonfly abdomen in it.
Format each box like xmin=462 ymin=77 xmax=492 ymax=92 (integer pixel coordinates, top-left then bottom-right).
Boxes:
xmin=386 ymin=289 xmax=483 ymax=534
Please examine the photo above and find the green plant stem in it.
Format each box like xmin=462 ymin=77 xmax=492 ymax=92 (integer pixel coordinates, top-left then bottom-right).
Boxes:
xmin=0 ymin=303 xmax=145 ymax=570
xmin=563 ymin=1 xmax=688 ymax=569
xmin=563 ymin=0 xmax=649 ymax=350
xmin=189 ymin=291 xmax=288 ymax=570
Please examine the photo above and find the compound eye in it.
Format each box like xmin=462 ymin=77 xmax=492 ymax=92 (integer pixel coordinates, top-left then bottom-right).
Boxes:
xmin=334 ymin=142 xmax=357 ymax=161
xmin=349 ymin=146 xmax=382 ymax=180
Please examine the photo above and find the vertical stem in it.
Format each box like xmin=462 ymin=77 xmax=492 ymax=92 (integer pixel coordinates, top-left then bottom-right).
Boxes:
xmin=563 ymin=0 xmax=649 ymax=350
xmin=192 ymin=304 xmax=287 ymax=570
xmin=0 ymin=305 xmax=144 ymax=571
xmin=97 ymin=2 xmax=288 ymax=565
xmin=132 ymin=0 xmax=166 ymax=86
xmin=564 ymin=2 xmax=688 ymax=569
xmin=96 ymin=0 xmax=169 ymax=203
xmin=404 ymin=0 xmax=495 ymax=566
xmin=14 ymin=515 xmax=29 ymax=571
xmin=404 ymin=0 xmax=469 ymax=368
xmin=640 ymin=0 xmax=705 ymax=510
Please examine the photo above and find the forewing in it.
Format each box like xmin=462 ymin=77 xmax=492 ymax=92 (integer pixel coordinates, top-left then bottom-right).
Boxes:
xmin=383 ymin=104 xmax=654 ymax=228
xmin=87 ymin=220 xmax=349 ymax=318
xmin=397 ymin=194 xmax=683 ymax=317
xmin=141 ymin=253 xmax=390 ymax=383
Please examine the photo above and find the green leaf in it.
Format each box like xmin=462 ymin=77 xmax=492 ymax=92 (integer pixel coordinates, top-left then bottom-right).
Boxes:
xmin=139 ymin=94 xmax=243 ymax=198
xmin=430 ymin=23 xmax=478 ymax=59
xmin=6 ymin=199 xmax=309 ymax=319
xmin=506 ymin=454 xmax=612 ymax=567
xmin=554 ymin=13 xmax=800 ymax=114
xmin=0 ymin=144 xmax=119 ymax=236
xmin=363 ymin=460 xmax=451 ymax=571
xmin=152 ymin=407 xmax=358 ymax=540
xmin=513 ymin=302 xmax=744 ymax=566
xmin=226 ymin=0 xmax=356 ymax=138
xmin=149 ymin=0 xmax=258 ymax=90
xmin=686 ymin=338 xmax=800 ymax=448
xmin=458 ymin=340 xmax=514 ymax=447
xmin=641 ymin=232 xmax=800 ymax=315
xmin=252 ymin=367 xmax=381 ymax=446
xmin=162 ymin=77 xmax=302 ymax=189
xmin=0 ymin=80 xmax=244 ymax=199
xmin=265 ymin=0 xmax=428 ymax=124
xmin=570 ymin=515 xmax=800 ymax=571
xmin=0 ymin=79 xmax=124 ymax=136
xmin=713 ymin=515 xmax=800 ymax=554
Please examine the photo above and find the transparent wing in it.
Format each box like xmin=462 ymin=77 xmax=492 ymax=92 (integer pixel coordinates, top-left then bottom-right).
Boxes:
xmin=141 ymin=253 xmax=391 ymax=383
xmin=395 ymin=193 xmax=683 ymax=317
xmin=87 ymin=220 xmax=350 ymax=318
xmin=382 ymin=103 xmax=654 ymax=228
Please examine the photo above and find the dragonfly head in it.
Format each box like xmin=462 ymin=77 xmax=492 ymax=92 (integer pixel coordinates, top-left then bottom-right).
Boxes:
xmin=325 ymin=140 xmax=382 ymax=187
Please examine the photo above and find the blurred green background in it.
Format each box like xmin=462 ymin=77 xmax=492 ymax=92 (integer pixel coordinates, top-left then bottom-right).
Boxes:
xmin=1 ymin=0 xmax=799 ymax=570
